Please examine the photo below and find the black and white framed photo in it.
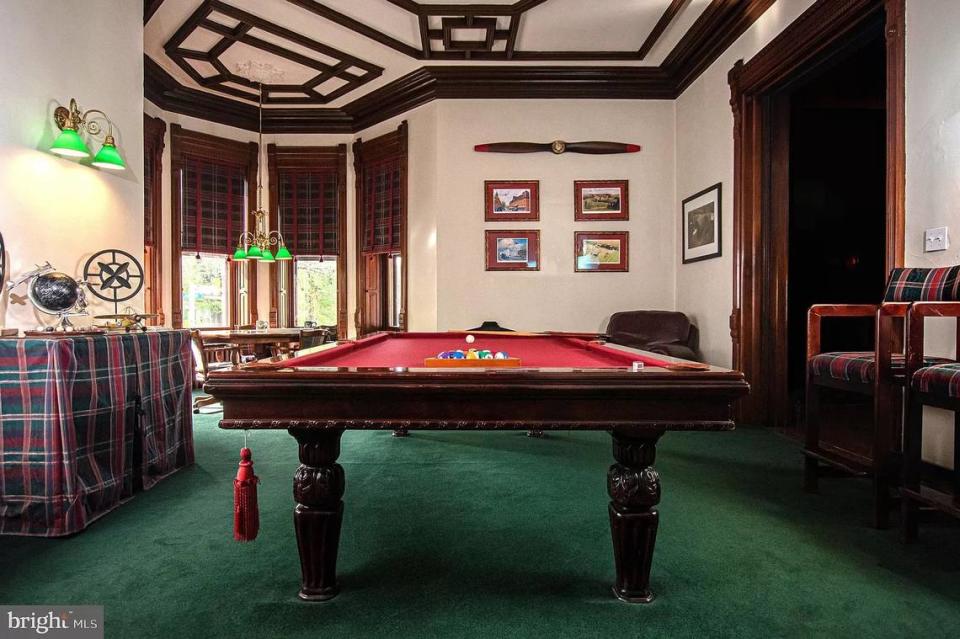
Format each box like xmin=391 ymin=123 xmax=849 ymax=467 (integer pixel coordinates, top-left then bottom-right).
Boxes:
xmin=681 ymin=183 xmax=722 ymax=264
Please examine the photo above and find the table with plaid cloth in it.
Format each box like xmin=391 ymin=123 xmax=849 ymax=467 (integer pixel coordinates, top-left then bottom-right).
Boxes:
xmin=0 ymin=330 xmax=194 ymax=537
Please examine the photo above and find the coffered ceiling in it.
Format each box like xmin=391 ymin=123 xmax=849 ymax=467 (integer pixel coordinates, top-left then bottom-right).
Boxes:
xmin=144 ymin=0 xmax=776 ymax=132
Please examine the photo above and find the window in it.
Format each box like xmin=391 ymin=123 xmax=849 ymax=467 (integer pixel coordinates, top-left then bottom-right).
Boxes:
xmin=181 ymin=254 xmax=228 ymax=327
xmin=387 ymin=253 xmax=402 ymax=329
xmin=294 ymin=257 xmax=338 ymax=327
xmin=354 ymin=122 xmax=407 ymax=335
xmin=170 ymin=125 xmax=258 ymax=329
xmin=268 ymin=144 xmax=347 ymax=334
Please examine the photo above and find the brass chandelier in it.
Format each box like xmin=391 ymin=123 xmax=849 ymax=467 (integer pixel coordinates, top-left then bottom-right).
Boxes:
xmin=233 ymin=63 xmax=290 ymax=262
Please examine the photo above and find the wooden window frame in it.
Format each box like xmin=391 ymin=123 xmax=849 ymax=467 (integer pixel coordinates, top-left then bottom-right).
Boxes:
xmin=267 ymin=144 xmax=348 ymax=338
xmin=353 ymin=122 xmax=408 ymax=336
xmin=728 ymin=0 xmax=905 ymax=425
xmin=170 ymin=124 xmax=259 ymax=329
xmin=143 ymin=114 xmax=166 ymax=325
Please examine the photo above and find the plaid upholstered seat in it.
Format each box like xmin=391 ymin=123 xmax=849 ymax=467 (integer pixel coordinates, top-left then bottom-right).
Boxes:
xmin=883 ymin=266 xmax=960 ymax=301
xmin=912 ymin=362 xmax=960 ymax=398
xmin=809 ymin=352 xmax=950 ymax=384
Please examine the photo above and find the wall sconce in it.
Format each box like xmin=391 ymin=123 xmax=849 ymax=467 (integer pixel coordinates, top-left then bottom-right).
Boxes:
xmin=49 ymin=98 xmax=126 ymax=170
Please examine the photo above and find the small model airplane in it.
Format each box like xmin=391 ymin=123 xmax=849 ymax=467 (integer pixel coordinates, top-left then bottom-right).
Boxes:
xmin=94 ymin=312 xmax=158 ymax=332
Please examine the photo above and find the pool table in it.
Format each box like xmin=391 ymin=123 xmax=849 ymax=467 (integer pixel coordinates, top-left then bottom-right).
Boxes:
xmin=207 ymin=331 xmax=749 ymax=603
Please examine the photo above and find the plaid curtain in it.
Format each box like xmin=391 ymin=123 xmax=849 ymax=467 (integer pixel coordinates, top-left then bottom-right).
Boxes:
xmin=144 ymin=149 xmax=155 ymax=247
xmin=278 ymin=170 xmax=339 ymax=256
xmin=361 ymin=159 xmax=402 ymax=254
xmin=0 ymin=331 xmax=193 ymax=537
xmin=181 ymin=157 xmax=246 ymax=254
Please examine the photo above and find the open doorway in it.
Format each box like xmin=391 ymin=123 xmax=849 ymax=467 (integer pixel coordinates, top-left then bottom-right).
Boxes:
xmin=729 ymin=0 xmax=905 ymax=428
xmin=785 ymin=29 xmax=888 ymax=428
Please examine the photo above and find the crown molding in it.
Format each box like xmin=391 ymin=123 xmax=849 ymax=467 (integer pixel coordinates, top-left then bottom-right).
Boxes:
xmin=144 ymin=0 xmax=775 ymax=133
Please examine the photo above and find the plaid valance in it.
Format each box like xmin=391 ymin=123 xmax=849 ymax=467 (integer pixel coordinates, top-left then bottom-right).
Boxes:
xmin=181 ymin=157 xmax=246 ymax=255
xmin=361 ymin=158 xmax=402 ymax=255
xmin=278 ymin=170 xmax=339 ymax=256
xmin=0 ymin=331 xmax=194 ymax=537
xmin=883 ymin=266 xmax=960 ymax=302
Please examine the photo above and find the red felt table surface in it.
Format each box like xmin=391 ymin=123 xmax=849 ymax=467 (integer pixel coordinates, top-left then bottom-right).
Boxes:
xmin=283 ymin=332 xmax=672 ymax=369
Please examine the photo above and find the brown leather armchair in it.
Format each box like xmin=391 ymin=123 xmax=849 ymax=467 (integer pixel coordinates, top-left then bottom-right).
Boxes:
xmin=605 ymin=311 xmax=700 ymax=361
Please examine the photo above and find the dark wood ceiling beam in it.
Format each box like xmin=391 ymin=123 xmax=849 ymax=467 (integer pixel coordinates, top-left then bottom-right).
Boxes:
xmin=145 ymin=55 xmax=673 ymax=133
xmin=384 ymin=0 xmax=421 ymax=13
xmin=146 ymin=0 xmax=781 ymax=130
xmin=513 ymin=0 xmax=552 ymax=12
xmin=419 ymin=14 xmax=432 ymax=58
xmin=663 ymin=0 xmax=777 ymax=93
xmin=144 ymin=0 xmax=165 ymax=24
xmin=285 ymin=0 xmax=423 ymax=58
xmin=637 ymin=0 xmax=688 ymax=59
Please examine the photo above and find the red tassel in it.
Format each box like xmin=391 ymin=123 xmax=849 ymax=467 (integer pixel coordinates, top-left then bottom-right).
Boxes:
xmin=233 ymin=447 xmax=260 ymax=542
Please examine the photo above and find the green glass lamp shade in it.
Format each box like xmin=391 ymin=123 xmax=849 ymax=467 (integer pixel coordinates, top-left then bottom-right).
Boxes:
xmin=275 ymin=245 xmax=293 ymax=260
xmin=246 ymin=245 xmax=263 ymax=260
xmin=91 ymin=141 xmax=126 ymax=170
xmin=232 ymin=246 xmax=248 ymax=261
xmin=50 ymin=128 xmax=90 ymax=158
xmin=260 ymin=249 xmax=276 ymax=263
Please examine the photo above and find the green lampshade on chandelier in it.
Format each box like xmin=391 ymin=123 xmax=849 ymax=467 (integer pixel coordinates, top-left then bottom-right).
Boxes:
xmin=232 ymin=64 xmax=292 ymax=263
xmin=49 ymin=98 xmax=126 ymax=170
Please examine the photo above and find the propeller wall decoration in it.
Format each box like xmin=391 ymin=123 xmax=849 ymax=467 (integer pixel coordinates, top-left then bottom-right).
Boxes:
xmin=474 ymin=140 xmax=641 ymax=155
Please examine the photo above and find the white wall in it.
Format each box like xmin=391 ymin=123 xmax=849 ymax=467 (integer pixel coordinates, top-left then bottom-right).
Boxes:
xmin=0 ymin=0 xmax=144 ymax=328
xmin=355 ymin=104 xmax=441 ymax=333
xmin=674 ymin=0 xmax=817 ymax=366
xmin=672 ymin=0 xmax=960 ymax=464
xmin=432 ymin=100 xmax=676 ymax=333
xmin=904 ymin=0 xmax=960 ymax=466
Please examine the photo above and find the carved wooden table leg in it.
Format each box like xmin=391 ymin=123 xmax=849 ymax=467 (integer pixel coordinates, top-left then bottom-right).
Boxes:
xmin=290 ymin=428 xmax=345 ymax=601
xmin=607 ymin=429 xmax=663 ymax=603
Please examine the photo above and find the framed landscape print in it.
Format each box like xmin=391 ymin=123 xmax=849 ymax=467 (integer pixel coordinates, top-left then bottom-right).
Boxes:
xmin=574 ymin=180 xmax=629 ymax=221
xmin=574 ymin=231 xmax=629 ymax=272
xmin=485 ymin=230 xmax=540 ymax=271
xmin=485 ymin=180 xmax=539 ymax=221
xmin=682 ymin=183 xmax=722 ymax=263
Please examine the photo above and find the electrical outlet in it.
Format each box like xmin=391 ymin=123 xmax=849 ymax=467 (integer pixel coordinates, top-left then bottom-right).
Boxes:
xmin=924 ymin=226 xmax=949 ymax=252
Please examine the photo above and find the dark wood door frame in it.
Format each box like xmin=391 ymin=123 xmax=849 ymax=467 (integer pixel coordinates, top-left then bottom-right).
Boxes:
xmin=728 ymin=0 xmax=905 ymax=425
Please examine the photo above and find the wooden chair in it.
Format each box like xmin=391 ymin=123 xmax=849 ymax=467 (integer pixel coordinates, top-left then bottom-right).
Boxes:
xmin=299 ymin=327 xmax=331 ymax=350
xmin=901 ymin=301 xmax=960 ymax=542
xmin=805 ymin=267 xmax=959 ymax=527
xmin=269 ymin=327 xmax=333 ymax=359
xmin=190 ymin=330 xmax=240 ymax=413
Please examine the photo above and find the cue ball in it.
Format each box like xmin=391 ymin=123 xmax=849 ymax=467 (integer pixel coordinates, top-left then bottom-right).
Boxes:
xmin=465 ymin=334 xmax=475 ymax=344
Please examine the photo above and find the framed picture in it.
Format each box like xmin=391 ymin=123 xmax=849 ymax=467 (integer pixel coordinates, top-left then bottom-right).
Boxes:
xmin=682 ymin=183 xmax=722 ymax=264
xmin=485 ymin=230 xmax=540 ymax=271
xmin=484 ymin=180 xmax=539 ymax=221
xmin=574 ymin=231 xmax=629 ymax=272
xmin=574 ymin=180 xmax=629 ymax=221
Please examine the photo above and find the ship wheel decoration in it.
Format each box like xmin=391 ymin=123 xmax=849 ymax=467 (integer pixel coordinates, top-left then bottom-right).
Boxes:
xmin=83 ymin=249 xmax=144 ymax=313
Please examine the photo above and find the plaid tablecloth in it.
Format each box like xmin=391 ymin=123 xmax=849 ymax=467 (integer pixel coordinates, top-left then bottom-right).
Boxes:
xmin=0 ymin=330 xmax=194 ymax=536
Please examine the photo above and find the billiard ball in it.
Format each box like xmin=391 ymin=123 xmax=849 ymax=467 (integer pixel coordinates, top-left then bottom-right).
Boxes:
xmin=451 ymin=351 xmax=465 ymax=359
xmin=465 ymin=334 xmax=475 ymax=344
xmin=466 ymin=350 xmax=479 ymax=359
xmin=494 ymin=351 xmax=507 ymax=359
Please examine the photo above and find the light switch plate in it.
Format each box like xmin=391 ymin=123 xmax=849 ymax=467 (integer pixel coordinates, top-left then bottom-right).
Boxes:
xmin=924 ymin=226 xmax=949 ymax=252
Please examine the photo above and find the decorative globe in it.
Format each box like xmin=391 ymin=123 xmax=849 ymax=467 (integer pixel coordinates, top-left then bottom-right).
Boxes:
xmin=28 ymin=272 xmax=81 ymax=315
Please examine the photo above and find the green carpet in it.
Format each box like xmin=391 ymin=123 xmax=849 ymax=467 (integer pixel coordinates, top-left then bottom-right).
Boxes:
xmin=2 ymin=416 xmax=959 ymax=638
